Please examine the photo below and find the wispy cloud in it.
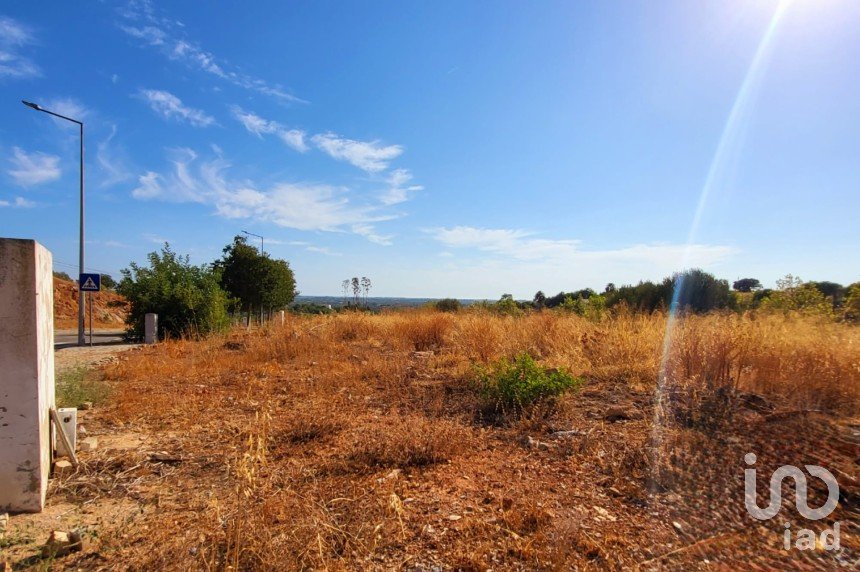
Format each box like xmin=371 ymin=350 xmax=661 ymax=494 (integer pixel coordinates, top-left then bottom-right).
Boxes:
xmin=428 ymin=225 xmax=734 ymax=267
xmin=312 ymin=132 xmax=403 ymax=173
xmin=0 ymin=15 xmax=40 ymax=78
xmin=306 ymin=245 xmax=341 ymax=256
xmin=132 ymin=148 xmax=396 ymax=240
xmin=7 ymin=147 xmax=61 ymax=186
xmin=118 ymin=3 xmax=304 ymax=104
xmin=0 ymin=196 xmax=36 ymax=208
xmin=380 ymin=168 xmax=424 ymax=205
xmin=97 ymin=125 xmax=133 ymax=187
xmin=352 ymin=223 xmax=393 ymax=246
xmin=142 ymin=232 xmax=170 ymax=244
xmin=139 ymin=89 xmax=216 ymax=127
xmin=230 ymin=106 xmax=307 ymax=152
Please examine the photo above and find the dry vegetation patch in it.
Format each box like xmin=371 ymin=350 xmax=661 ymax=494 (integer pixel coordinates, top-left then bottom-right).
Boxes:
xmin=6 ymin=310 xmax=857 ymax=570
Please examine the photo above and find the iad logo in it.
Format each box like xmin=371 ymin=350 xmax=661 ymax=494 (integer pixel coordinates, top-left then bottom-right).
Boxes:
xmin=744 ymin=453 xmax=842 ymax=551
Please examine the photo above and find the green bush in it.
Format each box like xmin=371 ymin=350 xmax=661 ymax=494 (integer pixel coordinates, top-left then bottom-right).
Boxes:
xmin=476 ymin=353 xmax=582 ymax=414
xmin=435 ymin=298 xmax=461 ymax=312
xmin=118 ymin=244 xmax=231 ymax=339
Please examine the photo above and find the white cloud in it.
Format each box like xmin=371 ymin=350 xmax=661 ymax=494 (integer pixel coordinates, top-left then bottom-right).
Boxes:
xmin=0 ymin=196 xmax=36 ymax=208
xmin=306 ymin=246 xmax=341 ymax=256
xmin=230 ymin=106 xmax=307 ymax=152
xmin=119 ymin=6 xmax=304 ymax=104
xmin=0 ymin=16 xmax=40 ymax=78
xmin=132 ymin=148 xmax=395 ymax=241
xmin=119 ymin=24 xmax=165 ymax=45
xmin=142 ymin=233 xmax=170 ymax=244
xmin=97 ymin=125 xmax=133 ymax=187
xmin=312 ymin=132 xmax=403 ymax=173
xmin=380 ymin=168 xmax=424 ymax=205
xmin=352 ymin=223 xmax=393 ymax=246
xmin=139 ymin=89 xmax=215 ymax=127
xmin=7 ymin=147 xmax=61 ymax=186
xmin=40 ymin=97 xmax=89 ymax=127
xmin=426 ymin=226 xmax=735 ymax=286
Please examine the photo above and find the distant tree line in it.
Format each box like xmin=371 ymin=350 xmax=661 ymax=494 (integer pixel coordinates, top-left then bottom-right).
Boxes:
xmin=461 ymin=269 xmax=859 ymax=322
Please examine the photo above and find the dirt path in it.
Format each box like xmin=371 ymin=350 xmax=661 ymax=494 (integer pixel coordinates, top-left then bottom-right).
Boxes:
xmin=54 ymin=343 xmax=141 ymax=372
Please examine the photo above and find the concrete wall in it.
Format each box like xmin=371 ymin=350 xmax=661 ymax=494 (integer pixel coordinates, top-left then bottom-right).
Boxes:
xmin=0 ymin=238 xmax=55 ymax=513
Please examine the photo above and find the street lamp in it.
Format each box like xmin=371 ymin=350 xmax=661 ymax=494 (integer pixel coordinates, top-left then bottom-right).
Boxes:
xmin=22 ymin=100 xmax=86 ymax=346
xmin=242 ymin=230 xmax=264 ymax=256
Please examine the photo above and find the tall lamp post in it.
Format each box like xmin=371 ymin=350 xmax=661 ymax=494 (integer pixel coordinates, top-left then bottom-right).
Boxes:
xmin=242 ymin=230 xmax=264 ymax=256
xmin=22 ymin=100 xmax=86 ymax=346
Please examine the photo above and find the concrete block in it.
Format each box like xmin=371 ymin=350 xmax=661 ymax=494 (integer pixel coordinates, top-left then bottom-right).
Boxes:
xmin=144 ymin=313 xmax=158 ymax=344
xmin=0 ymin=239 xmax=55 ymax=513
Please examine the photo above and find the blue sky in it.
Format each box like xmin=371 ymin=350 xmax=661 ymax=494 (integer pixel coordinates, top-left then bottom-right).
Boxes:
xmin=1 ymin=0 xmax=857 ymax=298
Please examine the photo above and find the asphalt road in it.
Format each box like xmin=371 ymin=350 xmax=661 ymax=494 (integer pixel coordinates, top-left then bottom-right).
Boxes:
xmin=55 ymin=329 xmax=127 ymax=350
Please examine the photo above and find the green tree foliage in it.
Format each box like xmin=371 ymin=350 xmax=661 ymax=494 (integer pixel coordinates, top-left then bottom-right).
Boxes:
xmin=118 ymin=244 xmax=230 ymax=339
xmin=545 ymin=289 xmax=596 ymax=308
xmin=759 ymin=274 xmax=833 ymax=316
xmin=495 ymin=294 xmax=522 ymax=316
xmin=666 ymin=269 xmax=732 ymax=313
xmin=532 ymin=290 xmax=546 ymax=310
xmin=100 ymin=274 xmax=117 ymax=290
xmin=435 ymin=298 xmax=462 ymax=312
xmin=215 ymin=236 xmax=297 ymax=314
xmin=842 ymin=283 xmax=860 ymax=323
xmin=53 ymin=271 xmax=72 ymax=281
xmin=732 ymin=278 xmax=762 ymax=292
xmin=603 ymin=269 xmax=730 ymax=313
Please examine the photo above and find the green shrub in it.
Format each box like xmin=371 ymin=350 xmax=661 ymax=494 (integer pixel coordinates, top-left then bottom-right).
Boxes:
xmin=475 ymin=353 xmax=582 ymax=414
xmin=118 ymin=244 xmax=231 ymax=339
xmin=435 ymin=298 xmax=461 ymax=312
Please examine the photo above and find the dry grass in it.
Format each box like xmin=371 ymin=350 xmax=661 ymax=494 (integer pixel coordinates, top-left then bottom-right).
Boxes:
xmin=45 ymin=309 xmax=859 ymax=570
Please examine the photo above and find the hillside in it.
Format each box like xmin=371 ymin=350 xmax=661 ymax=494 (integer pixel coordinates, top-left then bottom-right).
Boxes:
xmin=53 ymin=276 xmax=128 ymax=329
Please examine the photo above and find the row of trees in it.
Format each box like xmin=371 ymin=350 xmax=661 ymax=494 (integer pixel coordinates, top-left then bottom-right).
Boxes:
xmin=118 ymin=236 xmax=297 ymax=339
xmin=471 ymin=270 xmax=859 ymax=321
xmin=341 ymin=277 xmax=372 ymax=307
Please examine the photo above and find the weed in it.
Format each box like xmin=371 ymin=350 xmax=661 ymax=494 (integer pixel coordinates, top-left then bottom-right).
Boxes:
xmin=475 ymin=353 xmax=582 ymax=416
xmin=56 ymin=366 xmax=110 ymax=408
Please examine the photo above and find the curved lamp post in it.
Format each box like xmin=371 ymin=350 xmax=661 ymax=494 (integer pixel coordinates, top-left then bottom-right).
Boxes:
xmin=22 ymin=100 xmax=86 ymax=346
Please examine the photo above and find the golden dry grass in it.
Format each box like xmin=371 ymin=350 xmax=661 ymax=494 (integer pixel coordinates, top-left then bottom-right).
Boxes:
xmin=53 ymin=309 xmax=859 ymax=570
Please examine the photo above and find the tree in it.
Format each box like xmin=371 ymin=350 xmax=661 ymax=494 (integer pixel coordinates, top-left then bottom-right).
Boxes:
xmin=435 ymin=298 xmax=461 ymax=312
xmin=118 ymin=244 xmax=230 ymax=339
xmin=215 ymin=235 xmax=297 ymax=319
xmin=341 ymin=279 xmax=350 ymax=306
xmin=665 ymin=269 xmax=731 ymax=313
xmin=257 ymin=257 xmax=297 ymax=311
xmin=351 ymin=277 xmax=361 ymax=306
xmin=843 ymin=283 xmax=860 ymax=322
xmin=604 ymin=283 xmax=616 ymax=294
xmin=361 ymin=276 xmax=372 ymax=305
xmin=216 ymin=235 xmax=261 ymax=314
xmin=732 ymin=278 xmax=762 ymax=292
xmin=760 ymin=274 xmax=832 ymax=316
xmin=533 ymin=291 xmax=546 ymax=310
xmin=100 ymin=274 xmax=117 ymax=290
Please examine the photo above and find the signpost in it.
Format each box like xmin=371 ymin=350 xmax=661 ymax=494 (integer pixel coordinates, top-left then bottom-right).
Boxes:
xmin=79 ymin=273 xmax=100 ymax=345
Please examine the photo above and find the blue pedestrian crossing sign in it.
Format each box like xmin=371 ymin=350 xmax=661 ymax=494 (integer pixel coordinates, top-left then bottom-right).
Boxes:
xmin=79 ymin=273 xmax=101 ymax=292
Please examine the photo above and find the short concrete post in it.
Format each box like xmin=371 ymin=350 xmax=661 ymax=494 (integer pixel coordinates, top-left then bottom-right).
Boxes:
xmin=144 ymin=313 xmax=158 ymax=344
xmin=0 ymin=239 xmax=55 ymax=513
xmin=279 ymin=310 xmax=285 ymax=326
